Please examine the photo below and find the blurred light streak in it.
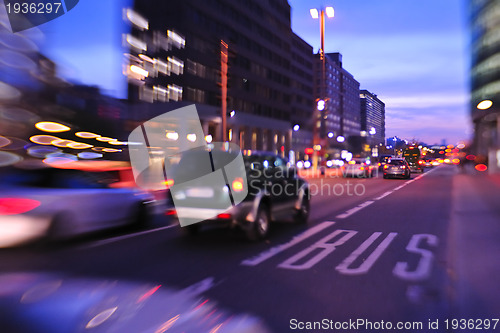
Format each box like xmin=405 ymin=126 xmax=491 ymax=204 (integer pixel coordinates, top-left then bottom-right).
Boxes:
xmin=102 ymin=148 xmax=122 ymax=153
xmin=85 ymin=307 xmax=118 ymax=329
xmin=194 ymin=299 xmax=209 ymax=311
xmin=43 ymin=156 xmax=77 ymax=166
xmin=67 ymin=142 xmax=94 ymax=149
xmin=155 ymin=314 xmax=180 ymax=333
xmin=76 ymin=132 xmax=101 ymax=139
xmin=20 ymin=280 xmax=62 ymax=304
xmin=124 ymin=8 xmax=149 ymax=30
xmin=0 ymin=135 xmax=11 ymax=148
xmin=108 ymin=140 xmax=127 ymax=145
xmin=130 ymin=65 xmax=149 ymax=77
xmin=27 ymin=146 xmax=60 ymax=158
xmin=51 ymin=139 xmax=77 ymax=148
xmin=209 ymin=323 xmax=224 ymax=333
xmin=0 ymin=107 xmax=39 ymax=122
xmin=0 ymin=215 xmax=50 ymax=248
xmin=0 ymin=151 xmax=22 ymax=166
xmin=136 ymin=285 xmax=161 ymax=303
xmin=125 ymin=34 xmax=147 ymax=51
xmin=35 ymin=122 xmax=70 ymax=133
xmin=30 ymin=135 xmax=60 ymax=145
xmin=77 ymin=152 xmax=103 ymax=159
xmin=0 ymin=82 xmax=21 ymax=101
xmin=0 ymin=137 xmax=28 ymax=150
xmin=95 ymin=137 xmax=115 ymax=142
xmin=0 ymin=50 xmax=36 ymax=71
xmin=0 ymin=198 xmax=40 ymax=215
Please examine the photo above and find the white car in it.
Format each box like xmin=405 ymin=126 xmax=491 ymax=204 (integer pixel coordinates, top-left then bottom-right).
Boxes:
xmin=0 ymin=167 xmax=154 ymax=247
xmin=341 ymin=158 xmax=375 ymax=178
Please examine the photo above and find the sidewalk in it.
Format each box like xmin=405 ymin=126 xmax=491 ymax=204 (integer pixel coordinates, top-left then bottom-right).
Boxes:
xmin=448 ymin=165 xmax=500 ymax=318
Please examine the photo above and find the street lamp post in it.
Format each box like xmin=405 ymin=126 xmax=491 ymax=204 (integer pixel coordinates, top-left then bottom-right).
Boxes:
xmin=310 ymin=7 xmax=334 ymax=172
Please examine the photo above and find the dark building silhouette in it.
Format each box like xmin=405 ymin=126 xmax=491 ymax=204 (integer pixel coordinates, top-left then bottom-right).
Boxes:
xmin=360 ymin=89 xmax=385 ymax=149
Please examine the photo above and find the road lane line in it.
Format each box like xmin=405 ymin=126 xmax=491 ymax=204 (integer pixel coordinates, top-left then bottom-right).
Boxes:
xmin=336 ymin=232 xmax=398 ymax=275
xmin=374 ymin=191 xmax=393 ymax=200
xmin=393 ymin=183 xmax=407 ymax=191
xmin=240 ymin=221 xmax=335 ymax=266
xmin=79 ymin=224 xmax=177 ymax=249
xmin=336 ymin=200 xmax=374 ymax=219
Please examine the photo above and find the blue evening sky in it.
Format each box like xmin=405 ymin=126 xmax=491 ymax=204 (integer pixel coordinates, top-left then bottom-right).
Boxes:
xmin=37 ymin=0 xmax=470 ymax=145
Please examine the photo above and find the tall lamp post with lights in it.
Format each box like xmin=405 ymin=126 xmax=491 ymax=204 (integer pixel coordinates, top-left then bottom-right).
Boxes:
xmin=310 ymin=6 xmax=334 ymax=171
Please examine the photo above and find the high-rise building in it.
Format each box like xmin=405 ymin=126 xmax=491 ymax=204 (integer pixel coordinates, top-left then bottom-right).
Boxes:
xmin=470 ymin=0 xmax=500 ymax=172
xmin=125 ymin=0 xmax=316 ymax=156
xmin=314 ymin=52 xmax=360 ymax=154
xmin=360 ymin=89 xmax=385 ymax=148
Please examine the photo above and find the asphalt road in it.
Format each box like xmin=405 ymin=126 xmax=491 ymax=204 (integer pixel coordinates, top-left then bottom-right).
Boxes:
xmin=0 ymin=165 xmax=485 ymax=332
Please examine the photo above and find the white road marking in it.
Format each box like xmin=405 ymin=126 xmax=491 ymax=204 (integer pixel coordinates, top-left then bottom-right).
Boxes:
xmin=240 ymin=221 xmax=335 ymax=266
xmin=393 ymin=183 xmax=408 ymax=191
xmin=278 ymin=229 xmax=357 ymax=270
xmin=374 ymin=191 xmax=393 ymax=200
xmin=393 ymin=234 xmax=438 ymax=281
xmin=336 ymin=232 xmax=398 ymax=275
xmin=336 ymin=200 xmax=374 ymax=219
xmin=79 ymin=224 xmax=177 ymax=249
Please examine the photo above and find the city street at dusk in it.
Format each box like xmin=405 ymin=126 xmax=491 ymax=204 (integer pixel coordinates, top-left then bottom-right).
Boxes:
xmin=1 ymin=0 xmax=500 ymax=332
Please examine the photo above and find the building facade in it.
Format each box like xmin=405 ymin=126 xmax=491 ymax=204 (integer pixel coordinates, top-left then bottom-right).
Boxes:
xmin=470 ymin=0 xmax=500 ymax=172
xmin=360 ymin=89 xmax=385 ymax=149
xmin=125 ymin=0 xmax=316 ymax=157
xmin=314 ymin=52 xmax=361 ymax=155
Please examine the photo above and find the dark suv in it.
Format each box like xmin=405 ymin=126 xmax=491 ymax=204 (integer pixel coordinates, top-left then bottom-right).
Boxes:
xmin=166 ymin=149 xmax=310 ymax=241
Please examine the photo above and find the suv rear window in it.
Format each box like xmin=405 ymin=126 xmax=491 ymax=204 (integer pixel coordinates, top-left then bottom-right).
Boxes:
xmin=388 ymin=159 xmax=405 ymax=165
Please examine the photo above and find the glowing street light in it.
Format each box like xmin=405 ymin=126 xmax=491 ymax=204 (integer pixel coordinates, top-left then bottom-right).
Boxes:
xmin=310 ymin=6 xmax=334 ymax=172
xmin=293 ymin=124 xmax=300 ymax=131
xmin=477 ymin=100 xmax=493 ymax=110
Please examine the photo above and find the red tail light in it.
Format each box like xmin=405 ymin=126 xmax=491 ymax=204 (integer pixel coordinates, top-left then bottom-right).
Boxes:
xmin=217 ymin=213 xmax=232 ymax=219
xmin=418 ymin=160 xmax=423 ymax=165
xmin=0 ymin=198 xmax=41 ymax=215
xmin=231 ymin=177 xmax=244 ymax=192
xmin=165 ymin=209 xmax=176 ymax=216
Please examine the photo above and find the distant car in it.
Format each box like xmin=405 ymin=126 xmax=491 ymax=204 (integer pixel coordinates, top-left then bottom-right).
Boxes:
xmin=341 ymin=158 xmax=375 ymax=178
xmin=377 ymin=155 xmax=393 ymax=170
xmin=0 ymin=167 xmax=154 ymax=247
xmin=383 ymin=158 xmax=411 ymax=179
xmin=422 ymin=158 xmax=434 ymax=168
xmin=166 ymin=149 xmax=310 ymax=241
